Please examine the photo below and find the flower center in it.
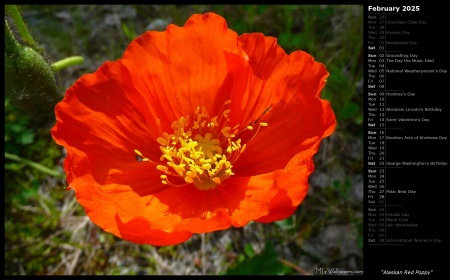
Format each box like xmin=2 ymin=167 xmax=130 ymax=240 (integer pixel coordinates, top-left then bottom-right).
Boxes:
xmin=135 ymin=101 xmax=269 ymax=191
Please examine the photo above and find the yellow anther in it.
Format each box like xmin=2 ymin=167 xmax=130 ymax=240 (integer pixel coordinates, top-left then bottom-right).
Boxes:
xmin=221 ymin=127 xmax=231 ymax=137
xmin=201 ymin=163 xmax=212 ymax=170
xmin=212 ymin=177 xmax=221 ymax=184
xmin=240 ymin=144 xmax=247 ymax=154
xmin=186 ymin=171 xmax=196 ymax=178
xmin=222 ymin=109 xmax=231 ymax=119
xmin=260 ymin=122 xmax=268 ymax=127
xmin=246 ymin=125 xmax=253 ymax=130
xmin=163 ymin=154 xmax=173 ymax=161
xmin=157 ymin=137 xmax=168 ymax=146
xmin=157 ymin=165 xmax=168 ymax=172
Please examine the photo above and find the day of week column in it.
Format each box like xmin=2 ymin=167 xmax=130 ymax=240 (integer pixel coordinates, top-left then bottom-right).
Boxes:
xmin=366 ymin=11 xmax=386 ymax=245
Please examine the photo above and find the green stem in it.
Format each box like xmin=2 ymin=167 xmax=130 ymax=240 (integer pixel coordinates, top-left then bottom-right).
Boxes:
xmin=51 ymin=56 xmax=85 ymax=72
xmin=5 ymin=5 xmax=37 ymax=49
xmin=4 ymin=19 xmax=20 ymax=54
xmin=5 ymin=152 xmax=64 ymax=178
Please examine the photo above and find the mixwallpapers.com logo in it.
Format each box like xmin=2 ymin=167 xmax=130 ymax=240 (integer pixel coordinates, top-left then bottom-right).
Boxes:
xmin=315 ymin=267 xmax=363 ymax=275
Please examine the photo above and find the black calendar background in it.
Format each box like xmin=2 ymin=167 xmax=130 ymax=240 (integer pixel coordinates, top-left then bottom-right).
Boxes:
xmin=363 ymin=1 xmax=447 ymax=277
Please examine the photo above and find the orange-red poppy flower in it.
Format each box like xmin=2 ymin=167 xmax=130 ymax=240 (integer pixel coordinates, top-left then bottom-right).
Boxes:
xmin=51 ymin=12 xmax=336 ymax=246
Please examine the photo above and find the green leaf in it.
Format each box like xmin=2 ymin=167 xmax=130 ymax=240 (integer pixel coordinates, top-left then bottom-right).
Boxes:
xmin=18 ymin=130 xmax=35 ymax=145
xmin=226 ymin=242 xmax=284 ymax=275
xmin=244 ymin=243 xmax=255 ymax=258
xmin=338 ymin=101 xmax=360 ymax=120
xmin=275 ymin=215 xmax=296 ymax=230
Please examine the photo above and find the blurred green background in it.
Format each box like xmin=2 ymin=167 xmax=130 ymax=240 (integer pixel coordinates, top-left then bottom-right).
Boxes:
xmin=5 ymin=5 xmax=364 ymax=275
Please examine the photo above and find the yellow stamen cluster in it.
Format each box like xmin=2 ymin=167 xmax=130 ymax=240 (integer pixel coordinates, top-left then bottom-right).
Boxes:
xmin=135 ymin=101 xmax=270 ymax=190
xmin=155 ymin=103 xmax=246 ymax=190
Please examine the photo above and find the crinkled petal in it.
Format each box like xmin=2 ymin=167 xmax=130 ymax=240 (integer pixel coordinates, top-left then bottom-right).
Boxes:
xmin=228 ymin=33 xmax=288 ymax=126
xmin=51 ymin=60 xmax=174 ymax=241
xmin=230 ymin=33 xmax=336 ymax=175
xmin=51 ymin=60 xmax=163 ymax=170
xmin=115 ymin=214 xmax=193 ymax=246
xmin=256 ymin=154 xmax=315 ymax=223
xmin=121 ymin=12 xmax=246 ymax=133
xmin=114 ymin=174 xmax=279 ymax=235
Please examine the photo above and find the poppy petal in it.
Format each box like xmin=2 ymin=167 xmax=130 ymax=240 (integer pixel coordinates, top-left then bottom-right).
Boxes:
xmin=121 ymin=12 xmax=245 ymax=130
xmin=51 ymin=60 xmax=177 ymax=241
xmin=228 ymin=33 xmax=288 ymax=126
xmin=231 ymin=34 xmax=336 ymax=175
xmin=113 ymin=174 xmax=279 ymax=235
xmin=255 ymin=154 xmax=314 ymax=223
xmin=51 ymin=60 xmax=163 ymax=168
xmin=115 ymin=215 xmax=193 ymax=246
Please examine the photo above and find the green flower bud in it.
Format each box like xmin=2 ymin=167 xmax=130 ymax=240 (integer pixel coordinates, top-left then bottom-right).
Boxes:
xmin=5 ymin=20 xmax=60 ymax=115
